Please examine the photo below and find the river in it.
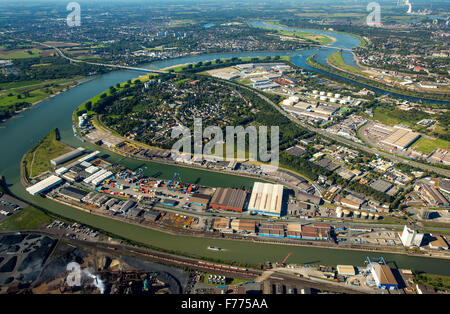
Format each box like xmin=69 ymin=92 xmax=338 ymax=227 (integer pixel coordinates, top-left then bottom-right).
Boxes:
xmin=0 ymin=22 xmax=449 ymax=275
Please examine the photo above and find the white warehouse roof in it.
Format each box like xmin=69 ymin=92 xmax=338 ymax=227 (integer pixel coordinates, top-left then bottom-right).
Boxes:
xmin=248 ymin=182 xmax=284 ymax=216
xmin=26 ymin=175 xmax=63 ymax=196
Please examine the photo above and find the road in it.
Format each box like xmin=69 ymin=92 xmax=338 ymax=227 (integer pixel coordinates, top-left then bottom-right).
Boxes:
xmin=223 ymin=80 xmax=450 ymax=178
xmin=35 ymin=41 xmax=166 ymax=74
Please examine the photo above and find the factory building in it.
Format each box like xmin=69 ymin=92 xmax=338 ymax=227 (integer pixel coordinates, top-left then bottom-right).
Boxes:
xmin=286 ymin=223 xmax=302 ymax=239
xmin=248 ymin=182 xmax=284 ymax=217
xmin=160 ymin=199 xmax=178 ymax=207
xmin=58 ymin=186 xmax=89 ymax=202
xmin=209 ymin=188 xmax=248 ymax=212
xmin=50 ymin=147 xmax=85 ymax=166
xmin=296 ymin=191 xmax=321 ymax=205
xmin=230 ymin=219 xmax=256 ymax=233
xmin=380 ymin=126 xmax=420 ymax=150
xmin=26 ymin=175 xmax=64 ymax=196
xmin=258 ymin=222 xmax=285 ymax=238
xmin=143 ymin=210 xmax=161 ymax=222
xmin=370 ymin=263 xmax=398 ymax=290
xmin=212 ymin=218 xmax=231 ymax=232
xmin=400 ymin=225 xmax=424 ymax=247
xmin=337 ymin=265 xmax=356 ymax=276
xmin=189 ymin=193 xmax=211 ymax=208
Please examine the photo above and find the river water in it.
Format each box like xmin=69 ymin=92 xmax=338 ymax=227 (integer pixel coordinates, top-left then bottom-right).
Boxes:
xmin=0 ymin=22 xmax=449 ymax=275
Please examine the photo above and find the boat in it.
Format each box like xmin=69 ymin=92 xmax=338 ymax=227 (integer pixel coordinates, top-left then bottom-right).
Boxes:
xmin=207 ymin=246 xmax=222 ymax=251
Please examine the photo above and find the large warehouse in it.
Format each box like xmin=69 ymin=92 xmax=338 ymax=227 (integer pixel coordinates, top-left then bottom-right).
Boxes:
xmin=26 ymin=175 xmax=64 ymax=196
xmin=50 ymin=147 xmax=85 ymax=166
xmin=209 ymin=188 xmax=248 ymax=212
xmin=248 ymin=182 xmax=284 ymax=217
xmin=370 ymin=263 xmax=398 ymax=290
xmin=380 ymin=126 xmax=420 ymax=150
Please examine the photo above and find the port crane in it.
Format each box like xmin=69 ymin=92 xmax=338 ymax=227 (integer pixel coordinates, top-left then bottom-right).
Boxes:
xmin=279 ymin=252 xmax=292 ymax=267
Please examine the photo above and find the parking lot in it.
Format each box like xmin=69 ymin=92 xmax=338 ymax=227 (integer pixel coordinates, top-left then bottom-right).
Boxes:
xmin=0 ymin=193 xmax=27 ymax=223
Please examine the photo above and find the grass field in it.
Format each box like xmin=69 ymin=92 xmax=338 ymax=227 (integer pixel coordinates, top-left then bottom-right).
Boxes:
xmin=0 ymin=206 xmax=53 ymax=231
xmin=412 ymin=137 xmax=450 ymax=155
xmin=327 ymin=51 xmax=367 ymax=77
xmin=0 ymin=48 xmax=41 ymax=59
xmin=414 ymin=272 xmax=450 ymax=291
xmin=166 ymin=56 xmax=291 ymax=73
xmin=22 ymin=129 xmax=72 ymax=178
xmin=276 ymin=30 xmax=333 ymax=44
xmin=0 ymin=77 xmax=83 ymax=109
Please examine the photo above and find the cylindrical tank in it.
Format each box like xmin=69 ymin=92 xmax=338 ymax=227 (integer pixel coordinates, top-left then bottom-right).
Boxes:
xmin=361 ymin=212 xmax=369 ymax=219
xmin=343 ymin=210 xmax=351 ymax=217
xmin=374 ymin=214 xmax=380 ymax=220
xmin=368 ymin=213 xmax=375 ymax=219
xmin=354 ymin=211 xmax=361 ymax=218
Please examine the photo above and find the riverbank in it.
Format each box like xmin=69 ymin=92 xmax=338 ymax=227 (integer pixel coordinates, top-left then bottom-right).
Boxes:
xmin=45 ymin=191 xmax=450 ymax=262
xmin=0 ymin=77 xmax=91 ymax=125
xmin=307 ymin=54 xmax=450 ymax=102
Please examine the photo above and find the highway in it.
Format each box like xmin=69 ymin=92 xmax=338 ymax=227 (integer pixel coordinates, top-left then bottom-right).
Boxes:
xmin=35 ymin=41 xmax=167 ymax=74
xmin=224 ymin=80 xmax=450 ymax=178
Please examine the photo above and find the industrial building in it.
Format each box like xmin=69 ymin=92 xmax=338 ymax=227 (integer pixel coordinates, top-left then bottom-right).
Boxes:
xmin=415 ymin=182 xmax=449 ymax=207
xmin=400 ymin=225 xmax=424 ymax=247
xmin=230 ymin=219 xmax=256 ymax=233
xmin=428 ymin=235 xmax=449 ymax=250
xmin=143 ymin=210 xmax=161 ymax=222
xmin=78 ymin=150 xmax=100 ymax=163
xmin=189 ymin=193 xmax=211 ymax=208
xmin=296 ymin=191 xmax=321 ymax=205
xmin=248 ymin=182 xmax=284 ymax=217
xmin=286 ymin=223 xmax=302 ymax=239
xmin=370 ymin=263 xmax=398 ymax=290
xmin=209 ymin=188 xmax=248 ymax=213
xmin=50 ymin=147 xmax=85 ymax=166
xmin=380 ymin=126 xmax=420 ymax=150
xmin=258 ymin=222 xmax=285 ymax=238
xmin=212 ymin=218 xmax=231 ymax=231
xmin=26 ymin=175 xmax=64 ymax=196
xmin=337 ymin=265 xmax=356 ymax=276
xmin=427 ymin=148 xmax=450 ymax=166
xmin=58 ymin=186 xmax=89 ymax=202
xmin=369 ymin=179 xmax=393 ymax=193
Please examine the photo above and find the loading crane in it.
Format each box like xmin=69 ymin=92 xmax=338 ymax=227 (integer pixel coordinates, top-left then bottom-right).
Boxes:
xmin=280 ymin=252 xmax=292 ymax=268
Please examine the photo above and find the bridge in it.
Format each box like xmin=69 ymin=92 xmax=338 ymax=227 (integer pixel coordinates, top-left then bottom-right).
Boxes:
xmin=35 ymin=41 xmax=167 ymax=74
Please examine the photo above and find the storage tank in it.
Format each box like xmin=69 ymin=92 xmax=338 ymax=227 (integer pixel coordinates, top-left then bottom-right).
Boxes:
xmin=313 ymin=90 xmax=319 ymax=95
xmin=330 ymin=98 xmax=337 ymax=103
xmin=354 ymin=211 xmax=361 ymax=218
xmin=334 ymin=94 xmax=341 ymax=99
xmin=343 ymin=209 xmax=351 ymax=217
xmin=374 ymin=214 xmax=380 ymax=220
xmin=368 ymin=213 xmax=375 ymax=220
xmin=320 ymin=91 xmax=326 ymax=96
xmin=320 ymin=96 xmax=327 ymax=101
xmin=361 ymin=212 xmax=368 ymax=219
xmin=327 ymin=92 xmax=333 ymax=97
